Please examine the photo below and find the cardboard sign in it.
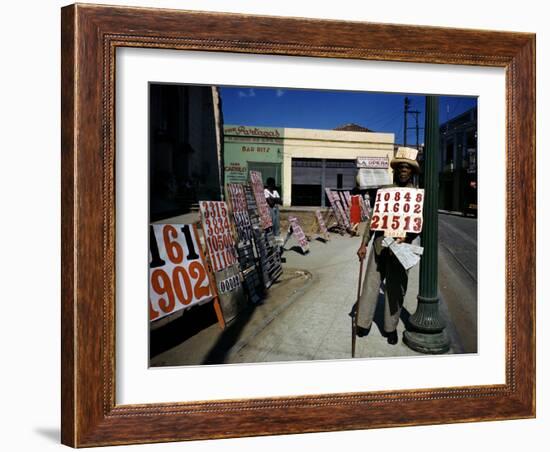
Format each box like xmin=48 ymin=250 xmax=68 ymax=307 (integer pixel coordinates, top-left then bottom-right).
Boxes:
xmin=359 ymin=194 xmax=372 ymax=221
xmin=357 ymin=168 xmax=392 ymax=189
xmin=395 ymin=146 xmax=418 ymax=161
xmin=315 ymin=210 xmax=329 ymax=240
xmin=288 ymin=216 xmax=309 ymax=253
xmin=249 ymin=171 xmax=273 ymax=230
xmin=199 ymin=201 xmax=238 ymax=272
xmin=328 ymin=188 xmax=350 ymax=228
xmin=370 ymin=187 xmax=424 ymax=237
xmin=149 ymin=224 xmax=214 ymax=321
xmin=227 ymin=183 xmax=253 ymax=242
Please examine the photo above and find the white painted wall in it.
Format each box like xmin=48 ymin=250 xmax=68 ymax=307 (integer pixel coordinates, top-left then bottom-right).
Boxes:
xmin=282 ymin=128 xmax=394 ymax=204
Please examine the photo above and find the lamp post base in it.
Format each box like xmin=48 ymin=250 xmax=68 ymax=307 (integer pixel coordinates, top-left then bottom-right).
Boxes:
xmin=403 ymin=330 xmax=450 ymax=354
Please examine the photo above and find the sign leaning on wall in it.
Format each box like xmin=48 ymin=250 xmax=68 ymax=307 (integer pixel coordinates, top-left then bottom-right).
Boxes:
xmin=370 ymin=187 xmax=424 ymax=237
xmin=149 ymin=224 xmax=216 ymax=322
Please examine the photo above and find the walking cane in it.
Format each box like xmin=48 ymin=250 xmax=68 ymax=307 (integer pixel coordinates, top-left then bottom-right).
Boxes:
xmin=351 ymin=253 xmax=365 ymax=358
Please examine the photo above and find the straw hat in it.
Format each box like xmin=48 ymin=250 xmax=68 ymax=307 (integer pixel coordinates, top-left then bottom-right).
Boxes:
xmin=390 ymin=146 xmax=420 ymax=173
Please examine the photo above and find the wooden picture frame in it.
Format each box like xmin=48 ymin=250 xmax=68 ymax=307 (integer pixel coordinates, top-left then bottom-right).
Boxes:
xmin=61 ymin=3 xmax=535 ymax=447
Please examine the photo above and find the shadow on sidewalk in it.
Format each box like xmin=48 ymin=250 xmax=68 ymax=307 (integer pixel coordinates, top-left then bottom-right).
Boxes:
xmin=350 ymin=288 xmax=413 ymax=337
xmin=150 ymin=303 xmax=218 ymax=358
xmin=201 ymin=304 xmax=259 ymax=365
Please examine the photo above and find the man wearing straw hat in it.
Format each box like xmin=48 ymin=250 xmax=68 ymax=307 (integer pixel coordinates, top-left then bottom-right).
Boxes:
xmin=355 ymin=147 xmax=420 ymax=345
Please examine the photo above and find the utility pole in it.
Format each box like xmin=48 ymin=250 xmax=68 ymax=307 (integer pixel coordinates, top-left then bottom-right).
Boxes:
xmin=404 ymin=97 xmax=423 ymax=149
xmin=404 ymin=97 xmax=410 ymax=146
xmin=414 ymin=110 xmax=420 ymax=150
xmin=403 ymin=95 xmax=450 ymax=354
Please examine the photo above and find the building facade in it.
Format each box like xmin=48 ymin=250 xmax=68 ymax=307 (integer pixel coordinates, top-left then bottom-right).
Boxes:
xmin=438 ymin=107 xmax=478 ymax=214
xmin=150 ymin=84 xmax=223 ymax=221
xmin=223 ymin=125 xmax=395 ymax=206
xmin=223 ymin=125 xmax=284 ymax=188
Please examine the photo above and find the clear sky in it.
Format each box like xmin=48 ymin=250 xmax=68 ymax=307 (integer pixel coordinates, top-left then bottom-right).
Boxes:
xmin=219 ymin=86 xmax=477 ymax=146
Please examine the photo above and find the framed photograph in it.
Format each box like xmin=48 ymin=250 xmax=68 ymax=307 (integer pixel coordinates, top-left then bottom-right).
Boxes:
xmin=61 ymin=3 xmax=535 ymax=447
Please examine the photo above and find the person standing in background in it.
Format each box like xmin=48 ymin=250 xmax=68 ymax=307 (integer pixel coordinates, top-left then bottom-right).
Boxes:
xmin=264 ymin=177 xmax=282 ymax=237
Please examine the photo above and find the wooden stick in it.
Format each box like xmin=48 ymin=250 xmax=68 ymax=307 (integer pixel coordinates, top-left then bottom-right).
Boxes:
xmin=351 ymin=255 xmax=365 ymax=358
xmin=193 ymin=220 xmax=226 ymax=330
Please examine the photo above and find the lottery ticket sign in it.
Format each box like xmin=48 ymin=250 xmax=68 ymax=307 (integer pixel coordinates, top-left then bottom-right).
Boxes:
xmin=218 ymin=274 xmax=241 ymax=295
xmin=288 ymin=216 xmax=309 ymax=253
xmin=226 ymin=183 xmax=253 ymax=242
xmin=325 ymin=188 xmax=350 ymax=229
xmin=149 ymin=224 xmax=215 ymax=322
xmin=199 ymin=201 xmax=238 ymax=272
xmin=249 ymin=171 xmax=273 ymax=230
xmin=370 ymin=187 xmax=424 ymax=237
xmin=315 ymin=210 xmax=329 ymax=240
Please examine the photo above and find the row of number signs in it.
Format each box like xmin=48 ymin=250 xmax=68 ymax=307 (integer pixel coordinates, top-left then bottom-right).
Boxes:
xmin=150 ymin=174 xmax=275 ymax=322
xmin=370 ymin=187 xmax=424 ymax=237
xmin=149 ymin=215 xmax=242 ymax=322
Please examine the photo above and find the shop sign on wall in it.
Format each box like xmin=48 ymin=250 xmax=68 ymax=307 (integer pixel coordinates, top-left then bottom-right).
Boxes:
xmin=356 ymin=156 xmax=389 ymax=169
xmin=357 ymin=168 xmax=392 ymax=189
xmin=370 ymin=187 xmax=424 ymax=237
xmin=149 ymin=224 xmax=214 ymax=321
xmin=224 ymin=162 xmax=248 ymax=184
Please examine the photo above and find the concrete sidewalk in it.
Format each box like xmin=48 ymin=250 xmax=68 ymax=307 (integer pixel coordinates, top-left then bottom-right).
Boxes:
xmin=238 ymin=232 xmax=426 ymax=363
xmin=151 ymin=228 xmax=459 ymax=367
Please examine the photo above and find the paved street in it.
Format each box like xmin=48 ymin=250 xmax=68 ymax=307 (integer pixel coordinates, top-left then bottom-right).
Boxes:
xmin=152 ymin=214 xmax=480 ymax=366
xmin=438 ymin=213 xmax=478 ymax=353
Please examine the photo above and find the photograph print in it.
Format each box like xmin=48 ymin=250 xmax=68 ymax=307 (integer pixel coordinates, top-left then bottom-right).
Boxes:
xmin=148 ymin=84 xmax=478 ymax=367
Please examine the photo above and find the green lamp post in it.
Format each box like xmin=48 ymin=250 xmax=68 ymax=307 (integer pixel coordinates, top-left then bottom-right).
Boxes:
xmin=403 ymin=96 xmax=450 ymax=354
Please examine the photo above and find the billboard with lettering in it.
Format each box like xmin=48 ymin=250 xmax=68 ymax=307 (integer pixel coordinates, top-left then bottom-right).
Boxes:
xmin=223 ymin=125 xmax=284 ymax=186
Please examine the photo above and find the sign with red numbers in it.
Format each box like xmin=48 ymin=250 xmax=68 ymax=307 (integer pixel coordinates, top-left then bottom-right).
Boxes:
xmin=249 ymin=171 xmax=273 ymax=230
xmin=288 ymin=216 xmax=309 ymax=253
xmin=370 ymin=187 xmax=424 ymax=237
xmin=199 ymin=201 xmax=238 ymax=272
xmin=149 ymin=224 xmax=214 ymax=322
xmin=315 ymin=210 xmax=329 ymax=239
xmin=226 ymin=183 xmax=253 ymax=242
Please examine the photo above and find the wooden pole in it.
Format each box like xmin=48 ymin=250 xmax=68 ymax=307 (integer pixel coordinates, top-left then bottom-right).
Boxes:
xmin=352 ymin=256 xmax=365 ymax=358
xmin=193 ymin=219 xmax=226 ymax=330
